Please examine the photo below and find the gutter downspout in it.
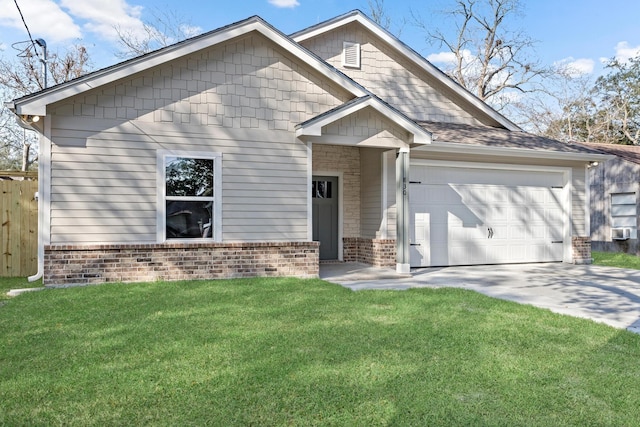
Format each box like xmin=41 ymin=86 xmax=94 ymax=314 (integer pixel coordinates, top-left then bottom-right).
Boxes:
xmin=28 ymin=117 xmax=49 ymax=282
xmin=7 ymin=103 xmax=46 ymax=283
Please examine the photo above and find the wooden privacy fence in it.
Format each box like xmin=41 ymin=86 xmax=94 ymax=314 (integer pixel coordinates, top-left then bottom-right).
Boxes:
xmin=0 ymin=171 xmax=38 ymax=277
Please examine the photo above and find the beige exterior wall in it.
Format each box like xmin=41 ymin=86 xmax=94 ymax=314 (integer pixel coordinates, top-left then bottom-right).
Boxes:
xmin=299 ymin=22 xmax=484 ymax=126
xmin=312 ymin=144 xmax=361 ymax=238
xmin=47 ymin=32 xmax=353 ymax=245
xmin=321 ymin=108 xmax=409 ymax=148
xmin=360 ymin=148 xmax=384 ymax=238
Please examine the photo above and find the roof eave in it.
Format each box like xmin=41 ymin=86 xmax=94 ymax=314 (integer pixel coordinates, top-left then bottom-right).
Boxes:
xmin=296 ymin=96 xmax=432 ymax=145
xmin=415 ymin=141 xmax=613 ymax=162
xmin=12 ymin=16 xmax=368 ymax=116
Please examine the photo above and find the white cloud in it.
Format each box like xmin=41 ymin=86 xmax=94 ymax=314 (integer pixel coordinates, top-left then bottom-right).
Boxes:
xmin=0 ymin=0 xmax=81 ymax=43
xmin=613 ymin=41 xmax=640 ymax=62
xmin=268 ymin=0 xmax=300 ymax=8
xmin=179 ymin=24 xmax=203 ymax=39
xmin=426 ymin=51 xmax=456 ymax=64
xmin=59 ymin=0 xmax=146 ymax=42
xmin=427 ymin=49 xmax=474 ymax=66
xmin=554 ymin=57 xmax=595 ymax=77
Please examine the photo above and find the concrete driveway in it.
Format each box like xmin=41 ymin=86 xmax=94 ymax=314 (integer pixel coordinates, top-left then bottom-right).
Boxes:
xmin=320 ymin=262 xmax=640 ymax=334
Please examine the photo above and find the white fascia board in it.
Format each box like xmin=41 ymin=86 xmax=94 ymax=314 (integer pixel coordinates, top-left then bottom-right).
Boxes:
xmin=292 ymin=11 xmax=521 ymax=132
xmin=292 ymin=13 xmax=360 ymax=42
xmin=415 ymin=140 xmax=614 ymax=162
xmin=296 ymin=97 xmax=432 ymax=144
xmin=14 ymin=18 xmax=367 ymax=116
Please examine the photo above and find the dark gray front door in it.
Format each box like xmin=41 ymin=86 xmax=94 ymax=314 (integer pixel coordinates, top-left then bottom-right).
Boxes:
xmin=312 ymin=176 xmax=338 ymax=260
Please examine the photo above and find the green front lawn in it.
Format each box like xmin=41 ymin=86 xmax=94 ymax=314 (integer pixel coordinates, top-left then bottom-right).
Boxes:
xmin=0 ymin=276 xmax=42 ymax=301
xmin=1 ymin=277 xmax=639 ymax=425
xmin=592 ymin=250 xmax=640 ymax=270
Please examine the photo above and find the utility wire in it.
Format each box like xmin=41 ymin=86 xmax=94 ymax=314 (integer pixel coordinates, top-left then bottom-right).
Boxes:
xmin=12 ymin=0 xmax=41 ymax=61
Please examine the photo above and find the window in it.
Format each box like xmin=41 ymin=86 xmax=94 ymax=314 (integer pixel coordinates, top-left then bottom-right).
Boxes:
xmin=342 ymin=41 xmax=360 ymax=68
xmin=611 ymin=192 xmax=637 ymax=239
xmin=158 ymin=151 xmax=222 ymax=241
xmin=312 ymin=180 xmax=332 ymax=198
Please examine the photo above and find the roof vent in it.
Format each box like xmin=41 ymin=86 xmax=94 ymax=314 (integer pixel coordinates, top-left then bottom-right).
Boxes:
xmin=342 ymin=42 xmax=360 ymax=68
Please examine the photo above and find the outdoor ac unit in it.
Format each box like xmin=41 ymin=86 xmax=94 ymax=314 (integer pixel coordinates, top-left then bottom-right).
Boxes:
xmin=611 ymin=227 xmax=631 ymax=241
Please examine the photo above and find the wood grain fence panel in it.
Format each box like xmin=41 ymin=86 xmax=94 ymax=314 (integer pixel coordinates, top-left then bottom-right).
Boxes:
xmin=0 ymin=177 xmax=38 ymax=277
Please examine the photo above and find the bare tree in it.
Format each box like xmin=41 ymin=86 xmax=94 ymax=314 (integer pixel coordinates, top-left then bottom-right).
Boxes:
xmin=413 ymin=0 xmax=551 ymax=108
xmin=368 ymin=0 xmax=391 ymax=30
xmin=366 ymin=0 xmax=406 ymax=37
xmin=537 ymin=56 xmax=640 ymax=145
xmin=593 ymin=56 xmax=640 ymax=144
xmin=0 ymin=43 xmax=91 ymax=170
xmin=114 ymin=8 xmax=202 ymax=59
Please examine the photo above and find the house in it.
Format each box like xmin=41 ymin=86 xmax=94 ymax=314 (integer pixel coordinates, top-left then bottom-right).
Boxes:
xmin=584 ymin=142 xmax=640 ymax=253
xmin=7 ymin=11 xmax=607 ymax=286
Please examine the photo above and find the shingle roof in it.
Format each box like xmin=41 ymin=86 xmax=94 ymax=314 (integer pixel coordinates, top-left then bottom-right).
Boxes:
xmin=418 ymin=121 xmax=603 ymax=155
xmin=573 ymin=142 xmax=640 ymax=165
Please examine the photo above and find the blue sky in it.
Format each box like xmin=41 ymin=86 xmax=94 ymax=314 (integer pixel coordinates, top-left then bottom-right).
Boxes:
xmin=1 ymin=0 xmax=639 ymax=79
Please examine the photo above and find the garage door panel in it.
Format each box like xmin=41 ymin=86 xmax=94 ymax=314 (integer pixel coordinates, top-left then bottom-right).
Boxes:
xmin=410 ymin=165 xmax=566 ymax=268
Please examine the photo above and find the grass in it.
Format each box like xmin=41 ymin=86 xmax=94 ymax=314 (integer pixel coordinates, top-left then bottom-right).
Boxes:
xmin=1 ymin=277 xmax=640 ymax=426
xmin=592 ymin=250 xmax=640 ymax=270
xmin=0 ymin=276 xmax=42 ymax=301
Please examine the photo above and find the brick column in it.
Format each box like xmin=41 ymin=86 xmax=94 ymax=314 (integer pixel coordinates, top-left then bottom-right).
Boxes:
xmin=572 ymin=236 xmax=592 ymax=265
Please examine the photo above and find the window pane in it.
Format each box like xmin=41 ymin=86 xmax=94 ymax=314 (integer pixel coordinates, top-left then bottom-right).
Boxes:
xmin=612 ymin=205 xmax=636 ymax=217
xmin=312 ymin=180 xmax=332 ymax=198
xmin=166 ymin=157 xmax=213 ymax=197
xmin=166 ymin=200 xmax=213 ymax=238
xmin=612 ymin=193 xmax=636 ymax=205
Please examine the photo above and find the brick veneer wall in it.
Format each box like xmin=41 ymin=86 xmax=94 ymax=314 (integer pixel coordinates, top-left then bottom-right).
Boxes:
xmin=44 ymin=241 xmax=319 ymax=286
xmin=572 ymin=236 xmax=592 ymax=264
xmin=343 ymin=237 xmax=396 ymax=267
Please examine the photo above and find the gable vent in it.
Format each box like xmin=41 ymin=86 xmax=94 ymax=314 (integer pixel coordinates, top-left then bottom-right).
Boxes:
xmin=342 ymin=42 xmax=360 ymax=68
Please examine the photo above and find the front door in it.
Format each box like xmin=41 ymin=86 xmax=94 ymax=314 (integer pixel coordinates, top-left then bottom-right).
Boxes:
xmin=312 ymin=176 xmax=339 ymax=260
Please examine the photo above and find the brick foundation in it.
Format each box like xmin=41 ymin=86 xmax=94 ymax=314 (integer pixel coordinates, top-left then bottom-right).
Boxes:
xmin=343 ymin=237 xmax=396 ymax=267
xmin=44 ymin=241 xmax=319 ymax=286
xmin=572 ymin=236 xmax=592 ymax=264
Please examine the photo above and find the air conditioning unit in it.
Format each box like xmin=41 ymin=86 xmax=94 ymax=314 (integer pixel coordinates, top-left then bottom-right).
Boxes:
xmin=611 ymin=227 xmax=631 ymax=241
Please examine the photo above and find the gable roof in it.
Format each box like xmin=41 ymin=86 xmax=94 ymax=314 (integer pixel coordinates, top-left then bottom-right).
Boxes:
xmin=8 ymin=15 xmax=370 ymax=116
xmin=291 ymin=10 xmax=521 ymax=132
xmin=296 ymin=95 xmax=432 ymax=144
xmin=575 ymin=142 xmax=640 ymax=166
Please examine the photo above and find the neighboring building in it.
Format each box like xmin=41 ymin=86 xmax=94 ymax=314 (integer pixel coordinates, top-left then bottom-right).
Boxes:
xmin=585 ymin=143 xmax=640 ymax=253
xmin=7 ymin=11 xmax=606 ymax=286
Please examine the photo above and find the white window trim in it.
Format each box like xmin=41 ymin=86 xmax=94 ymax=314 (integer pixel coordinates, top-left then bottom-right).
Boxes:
xmin=157 ymin=150 xmax=222 ymax=243
xmin=342 ymin=41 xmax=360 ymax=68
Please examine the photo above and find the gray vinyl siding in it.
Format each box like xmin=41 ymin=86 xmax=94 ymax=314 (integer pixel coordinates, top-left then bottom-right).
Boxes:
xmin=299 ymin=22 xmax=485 ymax=126
xmin=51 ymin=125 xmax=307 ymax=243
xmin=571 ymin=165 xmax=587 ymax=237
xmin=47 ymin=32 xmax=355 ymax=245
xmin=384 ymin=150 xmax=397 ymax=240
xmin=360 ymin=148 xmax=384 ymax=238
xmin=589 ymin=157 xmax=640 ymax=252
xmin=49 ymin=121 xmax=308 ymax=244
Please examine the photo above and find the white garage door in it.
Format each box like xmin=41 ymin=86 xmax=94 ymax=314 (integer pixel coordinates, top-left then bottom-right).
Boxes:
xmin=409 ymin=164 xmax=566 ymax=267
